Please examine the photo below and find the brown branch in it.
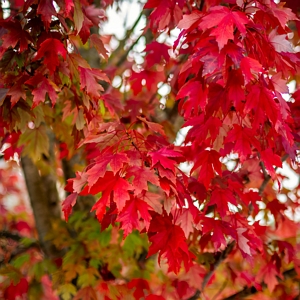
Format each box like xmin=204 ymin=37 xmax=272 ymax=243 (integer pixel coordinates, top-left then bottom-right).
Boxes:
xmin=0 ymin=231 xmax=40 ymax=266
xmin=258 ymin=153 xmax=289 ymax=195
xmin=0 ymin=231 xmax=22 ymax=242
xmin=202 ymin=241 xmax=236 ymax=290
xmin=199 ymin=0 xmax=205 ymax=11
xmin=115 ymin=34 xmax=143 ymax=68
xmin=188 ymin=241 xmax=236 ymax=300
xmin=107 ymin=9 xmax=145 ymax=68
xmin=221 ymin=268 xmax=298 ymax=300
xmin=21 ymin=155 xmax=62 ymax=259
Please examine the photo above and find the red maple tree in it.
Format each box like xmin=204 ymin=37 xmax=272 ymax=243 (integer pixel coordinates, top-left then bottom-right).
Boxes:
xmin=0 ymin=0 xmax=300 ymax=299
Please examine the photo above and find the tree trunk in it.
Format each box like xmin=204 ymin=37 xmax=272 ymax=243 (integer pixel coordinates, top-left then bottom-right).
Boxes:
xmin=21 ymin=155 xmax=62 ymax=259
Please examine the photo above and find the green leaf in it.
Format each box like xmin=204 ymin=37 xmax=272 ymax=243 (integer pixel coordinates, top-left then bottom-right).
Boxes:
xmin=77 ymin=267 xmax=98 ymax=288
xmin=89 ymin=258 xmax=101 ymax=269
xmin=58 ymin=283 xmax=77 ymax=300
xmin=32 ymin=106 xmax=44 ymax=127
xmin=18 ymin=124 xmax=49 ymax=161
xmin=74 ymin=0 xmax=84 ymax=33
xmin=12 ymin=253 xmax=30 ymax=268
xmin=123 ymin=231 xmax=148 ymax=258
xmin=20 ymin=237 xmax=38 ymax=247
xmin=99 ymin=229 xmax=111 ymax=247
xmin=75 ymin=108 xmax=85 ymax=130
xmin=28 ymin=259 xmax=56 ymax=280
xmin=0 ymin=265 xmax=22 ymax=284
xmin=63 ymin=244 xmax=85 ymax=265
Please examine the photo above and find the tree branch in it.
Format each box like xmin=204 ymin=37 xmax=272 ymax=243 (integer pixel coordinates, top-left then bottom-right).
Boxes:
xmin=202 ymin=241 xmax=236 ymax=290
xmin=21 ymin=155 xmax=62 ymax=259
xmin=258 ymin=153 xmax=289 ymax=195
xmin=107 ymin=9 xmax=145 ymax=68
xmin=0 ymin=231 xmax=22 ymax=242
xmin=188 ymin=241 xmax=236 ymax=300
xmin=221 ymin=268 xmax=297 ymax=300
xmin=0 ymin=230 xmax=40 ymax=266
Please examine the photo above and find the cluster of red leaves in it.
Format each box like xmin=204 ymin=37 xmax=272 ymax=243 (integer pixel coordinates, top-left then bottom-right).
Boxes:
xmin=61 ymin=0 xmax=300 ymax=290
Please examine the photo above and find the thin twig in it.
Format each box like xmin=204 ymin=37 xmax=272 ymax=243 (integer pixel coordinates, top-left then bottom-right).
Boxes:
xmin=107 ymin=10 xmax=145 ymax=67
xmin=202 ymin=241 xmax=236 ymax=290
xmin=0 ymin=231 xmax=22 ymax=241
xmin=212 ymin=280 xmax=228 ymax=300
xmin=221 ymin=268 xmax=297 ymax=300
xmin=0 ymin=231 xmax=40 ymax=266
xmin=258 ymin=153 xmax=289 ymax=195
xmin=116 ymin=34 xmax=143 ymax=68
xmin=188 ymin=241 xmax=236 ymax=300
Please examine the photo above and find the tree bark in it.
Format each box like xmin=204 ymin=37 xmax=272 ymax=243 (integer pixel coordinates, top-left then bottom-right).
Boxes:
xmin=21 ymin=154 xmax=62 ymax=259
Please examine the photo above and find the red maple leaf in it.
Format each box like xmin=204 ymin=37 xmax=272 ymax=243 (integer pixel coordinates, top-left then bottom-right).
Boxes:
xmin=137 ymin=116 xmax=166 ymax=137
xmin=209 ymin=188 xmax=237 ymax=217
xmin=79 ymin=67 xmax=110 ymax=98
xmin=225 ymin=124 xmax=261 ymax=161
xmin=191 ymin=150 xmax=222 ymax=189
xmin=177 ymin=10 xmax=203 ymax=30
xmin=72 ymin=171 xmax=89 ymax=193
xmin=144 ymin=0 xmax=184 ymax=31
xmin=0 ymin=20 xmax=32 ymax=52
xmin=201 ymin=218 xmax=235 ymax=250
xmin=4 ymin=278 xmax=28 ymax=300
xmin=199 ymin=6 xmax=249 ymax=49
xmin=63 ymin=0 xmax=74 ymax=15
xmin=25 ymin=73 xmax=59 ymax=107
xmin=1 ymin=132 xmax=22 ymax=160
xmin=34 ymin=38 xmax=67 ymax=74
xmin=127 ymin=166 xmax=160 ymax=195
xmin=260 ymin=149 xmax=282 ymax=179
xmin=82 ymin=172 xmax=133 ymax=220
xmin=117 ymin=196 xmax=152 ymax=236
xmin=130 ymin=69 xmax=165 ymax=95
xmin=148 ymin=214 xmax=193 ymax=273
xmin=176 ymin=209 xmax=194 ymax=238
xmin=257 ymin=260 xmax=282 ymax=293
xmin=149 ymin=148 xmax=183 ymax=173
xmin=144 ymin=41 xmax=170 ymax=67
xmin=86 ymin=153 xmax=129 ymax=187
xmin=176 ymin=81 xmax=208 ymax=118
xmin=7 ymin=75 xmax=29 ymax=107
xmin=62 ymin=192 xmax=78 ymax=221
xmin=269 ymin=1 xmax=298 ymax=29
xmin=226 ymin=69 xmax=245 ymax=110
xmin=79 ymin=14 xmax=93 ymax=45
xmin=240 ymin=57 xmax=263 ymax=84
xmin=37 ymin=0 xmax=57 ymax=30
xmin=90 ymin=34 xmax=109 ymax=60
xmin=127 ymin=279 xmax=150 ymax=300
xmin=236 ymin=228 xmax=251 ymax=256
xmin=245 ymin=83 xmax=280 ymax=128
xmin=139 ymin=191 xmax=163 ymax=214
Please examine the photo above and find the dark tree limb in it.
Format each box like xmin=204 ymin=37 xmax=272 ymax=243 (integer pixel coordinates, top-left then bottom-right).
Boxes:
xmin=202 ymin=241 xmax=236 ymax=290
xmin=0 ymin=231 xmax=22 ymax=241
xmin=20 ymin=130 xmax=63 ymax=258
xmin=107 ymin=9 xmax=145 ymax=68
xmin=221 ymin=268 xmax=298 ymax=300
xmin=258 ymin=153 xmax=289 ymax=195
xmin=188 ymin=241 xmax=236 ymax=300
xmin=21 ymin=155 xmax=62 ymax=259
xmin=0 ymin=230 xmax=40 ymax=266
